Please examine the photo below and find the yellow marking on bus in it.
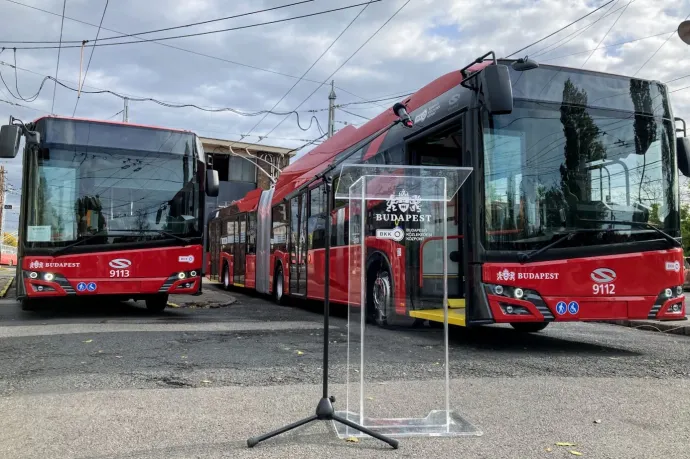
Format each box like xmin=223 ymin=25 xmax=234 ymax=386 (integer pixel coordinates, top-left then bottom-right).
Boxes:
xmin=448 ymin=298 xmax=465 ymax=308
xmin=233 ymin=283 xmax=245 ymax=288
xmin=409 ymin=308 xmax=466 ymax=327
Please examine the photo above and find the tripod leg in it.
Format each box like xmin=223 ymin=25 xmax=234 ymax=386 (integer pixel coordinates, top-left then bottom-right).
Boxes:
xmin=247 ymin=414 xmax=319 ymax=448
xmin=332 ymin=413 xmax=399 ymax=449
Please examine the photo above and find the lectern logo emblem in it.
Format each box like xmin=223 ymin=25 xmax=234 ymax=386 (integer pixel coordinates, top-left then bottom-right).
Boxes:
xmin=385 ymin=189 xmax=421 ymax=213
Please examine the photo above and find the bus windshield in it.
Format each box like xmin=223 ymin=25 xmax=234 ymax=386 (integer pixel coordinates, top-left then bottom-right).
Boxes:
xmin=482 ymin=73 xmax=678 ymax=252
xmin=23 ymin=119 xmax=201 ymax=250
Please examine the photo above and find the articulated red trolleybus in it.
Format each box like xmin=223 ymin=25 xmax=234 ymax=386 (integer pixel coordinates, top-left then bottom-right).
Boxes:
xmin=209 ymin=52 xmax=690 ymax=332
xmin=0 ymin=116 xmax=220 ymax=311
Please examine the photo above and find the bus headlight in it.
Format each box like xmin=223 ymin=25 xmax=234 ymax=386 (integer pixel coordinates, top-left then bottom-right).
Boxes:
xmin=494 ymin=285 xmax=504 ymax=295
xmin=178 ymin=272 xmax=186 ymax=280
xmin=44 ymin=273 xmax=55 ymax=282
xmin=665 ymin=288 xmax=673 ymax=298
xmin=676 ymin=285 xmax=683 ymax=296
xmin=514 ymin=288 xmax=524 ymax=299
xmin=190 ymin=271 xmax=197 ymax=277
xmin=29 ymin=272 xmax=38 ymax=279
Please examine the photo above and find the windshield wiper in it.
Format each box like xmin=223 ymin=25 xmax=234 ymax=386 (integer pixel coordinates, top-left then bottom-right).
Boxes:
xmin=579 ymin=219 xmax=682 ymax=248
xmin=121 ymin=229 xmax=195 ymax=244
xmin=51 ymin=230 xmax=109 ymax=256
xmin=517 ymin=230 xmax=585 ymax=263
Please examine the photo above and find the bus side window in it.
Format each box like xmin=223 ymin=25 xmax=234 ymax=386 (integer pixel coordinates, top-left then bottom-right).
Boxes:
xmin=247 ymin=213 xmax=256 ymax=254
xmin=271 ymin=203 xmax=288 ymax=252
xmin=309 ymin=185 xmax=326 ymax=250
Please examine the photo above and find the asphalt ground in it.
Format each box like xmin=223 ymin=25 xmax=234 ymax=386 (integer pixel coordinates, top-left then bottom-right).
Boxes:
xmin=0 ymin=283 xmax=688 ymax=458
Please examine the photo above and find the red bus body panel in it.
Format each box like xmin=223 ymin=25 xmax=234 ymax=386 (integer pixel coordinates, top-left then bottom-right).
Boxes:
xmin=22 ymin=245 xmax=202 ymax=297
xmin=482 ymin=248 xmax=686 ymax=322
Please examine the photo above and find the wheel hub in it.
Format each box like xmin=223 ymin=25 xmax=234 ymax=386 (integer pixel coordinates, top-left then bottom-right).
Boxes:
xmin=372 ymin=273 xmax=391 ymax=321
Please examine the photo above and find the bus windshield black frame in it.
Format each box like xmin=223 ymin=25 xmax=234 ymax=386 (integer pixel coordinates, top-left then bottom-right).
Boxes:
xmin=481 ymin=65 xmax=679 ymax=255
xmin=21 ymin=118 xmax=203 ymax=252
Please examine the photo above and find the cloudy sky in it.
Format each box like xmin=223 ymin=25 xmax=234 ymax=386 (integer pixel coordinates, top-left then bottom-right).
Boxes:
xmin=0 ymin=0 xmax=689 ymax=234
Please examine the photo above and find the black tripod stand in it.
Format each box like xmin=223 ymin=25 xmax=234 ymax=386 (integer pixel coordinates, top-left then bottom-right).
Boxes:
xmin=246 ymin=177 xmax=398 ymax=449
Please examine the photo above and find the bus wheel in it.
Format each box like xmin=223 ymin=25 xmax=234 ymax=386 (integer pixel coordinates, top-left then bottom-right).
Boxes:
xmin=370 ymin=267 xmax=392 ymax=327
xmin=222 ymin=264 xmax=231 ymax=290
xmin=145 ymin=295 xmax=168 ymax=313
xmin=20 ymin=299 xmax=36 ymax=311
xmin=510 ymin=322 xmax=549 ymax=333
xmin=273 ymin=265 xmax=285 ymax=305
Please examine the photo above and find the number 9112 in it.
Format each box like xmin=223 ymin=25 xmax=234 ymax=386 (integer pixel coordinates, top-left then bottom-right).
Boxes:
xmin=592 ymin=283 xmax=615 ymax=295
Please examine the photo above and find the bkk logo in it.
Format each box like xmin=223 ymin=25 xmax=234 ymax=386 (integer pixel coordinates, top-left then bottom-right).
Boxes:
xmin=109 ymin=258 xmax=132 ymax=269
xmin=665 ymin=261 xmax=681 ymax=272
xmin=590 ymin=268 xmax=616 ymax=283
xmin=179 ymin=255 xmax=195 ymax=263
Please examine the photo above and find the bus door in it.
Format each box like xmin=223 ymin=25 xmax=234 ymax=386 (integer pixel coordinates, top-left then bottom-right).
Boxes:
xmin=408 ymin=124 xmax=465 ymax=308
xmin=288 ymin=192 xmax=308 ymax=296
xmin=234 ymin=215 xmax=247 ymax=286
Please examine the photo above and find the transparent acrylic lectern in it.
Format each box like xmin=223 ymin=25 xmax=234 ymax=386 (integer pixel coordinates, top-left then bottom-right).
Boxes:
xmin=332 ymin=164 xmax=481 ymax=438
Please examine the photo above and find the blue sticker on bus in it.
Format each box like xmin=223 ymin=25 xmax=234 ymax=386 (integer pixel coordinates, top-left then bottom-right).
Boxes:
xmin=77 ymin=282 xmax=87 ymax=292
xmin=87 ymin=282 xmax=97 ymax=292
xmin=556 ymin=301 xmax=567 ymax=315
xmin=568 ymin=301 xmax=579 ymax=314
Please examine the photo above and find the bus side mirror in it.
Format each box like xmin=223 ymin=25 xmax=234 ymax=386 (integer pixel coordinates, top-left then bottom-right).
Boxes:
xmin=480 ymin=64 xmax=513 ymax=115
xmin=0 ymin=125 xmax=21 ymax=158
xmin=677 ymin=137 xmax=690 ymax=177
xmin=206 ymin=169 xmax=219 ymax=197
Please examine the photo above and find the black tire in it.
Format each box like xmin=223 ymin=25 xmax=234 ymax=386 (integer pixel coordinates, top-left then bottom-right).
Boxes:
xmin=145 ymin=295 xmax=168 ymax=313
xmin=510 ymin=322 xmax=549 ymax=333
xmin=273 ymin=265 xmax=285 ymax=305
xmin=222 ymin=263 xmax=231 ymax=290
xmin=20 ymin=298 xmax=36 ymax=311
xmin=367 ymin=262 xmax=393 ymax=327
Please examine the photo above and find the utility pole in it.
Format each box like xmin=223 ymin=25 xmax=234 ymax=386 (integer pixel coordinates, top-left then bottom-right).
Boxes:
xmin=0 ymin=167 xmax=5 ymax=253
xmin=327 ymin=80 xmax=336 ymax=138
xmin=123 ymin=97 xmax=129 ymax=123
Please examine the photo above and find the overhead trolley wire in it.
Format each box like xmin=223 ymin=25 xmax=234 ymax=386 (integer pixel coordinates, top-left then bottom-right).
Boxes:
xmin=0 ymin=0 xmax=317 ymax=44
xmin=580 ymin=0 xmax=632 ymax=68
xmin=531 ymin=0 xmax=626 ymax=58
xmin=72 ymin=0 xmax=108 ymax=116
xmin=504 ymin=0 xmax=615 ymax=58
xmin=262 ymin=0 xmax=412 ymax=139
xmin=50 ymin=0 xmax=66 ymax=114
xmin=633 ymin=12 xmax=690 ymax=77
xmin=5 ymin=1 xmax=384 ymax=50
xmin=242 ymin=0 xmax=378 ymax=140
xmin=0 ymin=59 xmax=335 ymax=129
xmin=2 ymin=0 xmax=371 ymax=103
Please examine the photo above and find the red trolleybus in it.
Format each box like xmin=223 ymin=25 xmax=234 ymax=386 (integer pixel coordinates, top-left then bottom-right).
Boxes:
xmin=0 ymin=116 xmax=219 ymax=311
xmin=209 ymin=53 xmax=690 ymax=331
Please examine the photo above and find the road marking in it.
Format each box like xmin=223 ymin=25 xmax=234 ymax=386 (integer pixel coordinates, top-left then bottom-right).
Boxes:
xmin=0 ymin=277 xmax=13 ymax=298
xmin=0 ymin=321 xmax=332 ymax=339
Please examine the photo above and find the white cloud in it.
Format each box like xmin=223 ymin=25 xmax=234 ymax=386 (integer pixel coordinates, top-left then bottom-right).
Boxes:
xmin=0 ymin=0 xmax=689 ymax=234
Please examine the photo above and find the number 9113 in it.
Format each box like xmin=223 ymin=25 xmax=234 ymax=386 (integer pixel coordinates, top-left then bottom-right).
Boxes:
xmin=592 ymin=283 xmax=615 ymax=295
xmin=110 ymin=270 xmax=130 ymax=278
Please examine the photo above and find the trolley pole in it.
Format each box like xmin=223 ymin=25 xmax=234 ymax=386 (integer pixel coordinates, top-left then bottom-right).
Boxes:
xmin=327 ymin=80 xmax=336 ymax=138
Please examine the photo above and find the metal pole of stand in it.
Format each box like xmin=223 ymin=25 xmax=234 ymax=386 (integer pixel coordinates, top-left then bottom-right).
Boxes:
xmin=246 ymin=175 xmax=398 ymax=450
